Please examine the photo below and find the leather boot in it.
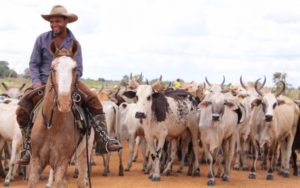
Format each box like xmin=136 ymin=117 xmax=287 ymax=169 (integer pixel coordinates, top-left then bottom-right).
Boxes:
xmin=18 ymin=125 xmax=32 ymax=165
xmin=92 ymin=113 xmax=122 ymax=154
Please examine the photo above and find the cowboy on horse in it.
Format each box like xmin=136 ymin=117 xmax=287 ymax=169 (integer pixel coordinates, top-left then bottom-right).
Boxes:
xmin=16 ymin=5 xmax=122 ymax=165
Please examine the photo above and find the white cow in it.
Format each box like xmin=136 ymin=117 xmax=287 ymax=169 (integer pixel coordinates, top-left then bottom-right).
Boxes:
xmin=101 ymin=100 xmax=124 ymax=176
xmin=118 ymin=102 xmax=148 ymax=171
xmin=199 ymin=78 xmax=244 ymax=186
xmin=123 ymin=85 xmax=200 ymax=181
xmin=0 ymin=98 xmax=23 ymax=186
xmin=252 ymin=80 xmax=299 ymax=179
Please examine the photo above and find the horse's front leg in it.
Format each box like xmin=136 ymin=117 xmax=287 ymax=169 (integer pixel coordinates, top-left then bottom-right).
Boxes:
xmin=53 ymin=162 xmax=68 ymax=188
xmin=28 ymin=158 xmax=42 ymax=188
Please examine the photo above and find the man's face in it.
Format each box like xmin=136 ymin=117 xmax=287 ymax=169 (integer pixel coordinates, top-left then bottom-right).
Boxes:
xmin=49 ymin=16 xmax=68 ymax=35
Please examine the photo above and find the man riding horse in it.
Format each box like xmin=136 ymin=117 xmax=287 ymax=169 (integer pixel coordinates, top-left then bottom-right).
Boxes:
xmin=16 ymin=5 xmax=122 ymax=165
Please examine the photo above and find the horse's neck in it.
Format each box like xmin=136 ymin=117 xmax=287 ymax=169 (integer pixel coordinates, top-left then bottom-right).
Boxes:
xmin=42 ymin=83 xmax=58 ymax=116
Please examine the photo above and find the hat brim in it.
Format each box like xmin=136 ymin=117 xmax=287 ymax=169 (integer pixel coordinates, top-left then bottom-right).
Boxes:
xmin=41 ymin=13 xmax=78 ymax=23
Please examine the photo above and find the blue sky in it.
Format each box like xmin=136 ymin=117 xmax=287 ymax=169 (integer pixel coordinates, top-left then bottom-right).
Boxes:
xmin=1 ymin=0 xmax=300 ymax=87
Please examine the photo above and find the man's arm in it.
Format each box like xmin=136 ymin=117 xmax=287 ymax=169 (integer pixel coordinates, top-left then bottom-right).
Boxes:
xmin=29 ymin=37 xmax=42 ymax=85
xmin=75 ymin=42 xmax=83 ymax=78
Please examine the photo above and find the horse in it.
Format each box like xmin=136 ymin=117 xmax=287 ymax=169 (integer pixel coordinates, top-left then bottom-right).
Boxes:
xmin=28 ymin=41 xmax=88 ymax=188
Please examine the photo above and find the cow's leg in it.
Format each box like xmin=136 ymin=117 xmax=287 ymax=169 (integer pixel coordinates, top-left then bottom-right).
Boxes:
xmin=4 ymin=138 xmax=19 ymax=186
xmin=141 ymin=137 xmax=148 ymax=172
xmin=222 ymin=135 xmax=236 ymax=182
xmin=177 ymin=137 xmax=190 ymax=173
xmin=163 ymin=139 xmax=177 ymax=175
xmin=206 ymin=149 xmax=216 ymax=186
xmin=46 ymin=169 xmax=54 ymax=188
xmin=125 ymin=133 xmax=136 ymax=171
xmin=102 ymin=154 xmax=109 ymax=176
xmin=266 ymin=143 xmax=276 ymax=180
xmin=241 ymin=138 xmax=250 ymax=170
xmin=190 ymin=128 xmax=200 ymax=176
xmin=248 ymin=138 xmax=258 ymax=179
xmin=133 ymin=136 xmax=141 ymax=162
xmin=28 ymin=158 xmax=42 ymax=188
xmin=280 ymin=137 xmax=292 ymax=177
xmin=149 ymin=130 xmax=167 ymax=181
xmin=234 ymin=133 xmax=241 ymax=170
xmin=291 ymin=148 xmax=299 ymax=176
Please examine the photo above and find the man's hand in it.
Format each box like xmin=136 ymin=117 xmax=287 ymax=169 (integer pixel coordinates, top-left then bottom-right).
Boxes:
xmin=32 ymin=83 xmax=43 ymax=89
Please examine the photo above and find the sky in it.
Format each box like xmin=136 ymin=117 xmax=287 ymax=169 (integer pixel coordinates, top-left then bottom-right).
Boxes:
xmin=1 ymin=0 xmax=300 ymax=87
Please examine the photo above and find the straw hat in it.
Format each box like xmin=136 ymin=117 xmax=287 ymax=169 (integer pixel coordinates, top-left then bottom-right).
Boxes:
xmin=41 ymin=5 xmax=78 ymax=23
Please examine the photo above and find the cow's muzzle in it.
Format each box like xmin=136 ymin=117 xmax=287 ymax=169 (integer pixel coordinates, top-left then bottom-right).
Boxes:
xmin=212 ymin=114 xmax=220 ymax=121
xmin=135 ymin=112 xmax=146 ymax=119
xmin=265 ymin=115 xmax=273 ymax=122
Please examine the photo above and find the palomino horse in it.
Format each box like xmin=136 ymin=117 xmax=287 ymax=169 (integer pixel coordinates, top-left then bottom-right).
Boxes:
xmin=28 ymin=41 xmax=87 ymax=188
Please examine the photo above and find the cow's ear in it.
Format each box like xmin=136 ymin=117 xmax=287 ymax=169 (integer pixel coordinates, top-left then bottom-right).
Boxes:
xmin=199 ymin=100 xmax=211 ymax=109
xmin=121 ymin=103 xmax=127 ymax=109
xmin=122 ymin=91 xmax=136 ymax=99
xmin=251 ymin=98 xmax=262 ymax=109
xmin=277 ymin=99 xmax=285 ymax=106
xmin=224 ymin=100 xmax=238 ymax=110
xmin=152 ymin=92 xmax=162 ymax=99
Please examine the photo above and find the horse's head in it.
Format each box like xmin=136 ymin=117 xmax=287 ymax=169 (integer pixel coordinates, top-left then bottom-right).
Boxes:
xmin=49 ymin=41 xmax=78 ymax=113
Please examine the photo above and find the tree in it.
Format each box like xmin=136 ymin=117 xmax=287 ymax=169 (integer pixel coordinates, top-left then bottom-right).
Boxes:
xmin=23 ymin=68 xmax=31 ymax=79
xmin=0 ymin=61 xmax=10 ymax=78
xmin=273 ymin=72 xmax=287 ymax=84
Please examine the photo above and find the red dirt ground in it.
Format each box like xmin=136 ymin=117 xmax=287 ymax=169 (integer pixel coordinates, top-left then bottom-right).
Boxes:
xmin=5 ymin=142 xmax=300 ymax=188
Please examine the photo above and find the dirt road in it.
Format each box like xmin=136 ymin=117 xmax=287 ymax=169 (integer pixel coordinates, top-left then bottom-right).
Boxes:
xmin=6 ymin=143 xmax=300 ymax=188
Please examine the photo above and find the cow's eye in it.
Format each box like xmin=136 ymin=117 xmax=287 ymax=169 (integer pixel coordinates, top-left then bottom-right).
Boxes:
xmin=147 ymin=96 xmax=151 ymax=101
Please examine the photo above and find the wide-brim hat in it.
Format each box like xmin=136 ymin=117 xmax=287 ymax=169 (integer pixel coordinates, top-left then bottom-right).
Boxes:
xmin=41 ymin=5 xmax=78 ymax=23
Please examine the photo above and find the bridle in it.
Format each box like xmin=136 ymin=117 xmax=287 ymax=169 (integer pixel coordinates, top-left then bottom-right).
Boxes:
xmin=42 ymin=56 xmax=80 ymax=129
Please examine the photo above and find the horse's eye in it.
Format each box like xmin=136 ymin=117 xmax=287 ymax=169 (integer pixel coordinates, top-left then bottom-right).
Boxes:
xmin=273 ymin=103 xmax=277 ymax=109
xmin=147 ymin=96 xmax=151 ymax=101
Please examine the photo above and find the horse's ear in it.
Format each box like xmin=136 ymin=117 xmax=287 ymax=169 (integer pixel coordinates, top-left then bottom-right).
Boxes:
xmin=71 ymin=40 xmax=78 ymax=56
xmin=49 ymin=41 xmax=57 ymax=56
xmin=1 ymin=83 xmax=8 ymax=91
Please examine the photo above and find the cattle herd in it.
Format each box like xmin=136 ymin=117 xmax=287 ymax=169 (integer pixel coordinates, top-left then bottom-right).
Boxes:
xmin=0 ymin=74 xmax=300 ymax=187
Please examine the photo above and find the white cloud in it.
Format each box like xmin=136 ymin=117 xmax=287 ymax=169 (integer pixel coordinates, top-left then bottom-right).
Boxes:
xmin=1 ymin=0 xmax=300 ymax=88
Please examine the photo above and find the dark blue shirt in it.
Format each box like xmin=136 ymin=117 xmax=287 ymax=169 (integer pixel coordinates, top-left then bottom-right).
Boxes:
xmin=29 ymin=28 xmax=83 ymax=84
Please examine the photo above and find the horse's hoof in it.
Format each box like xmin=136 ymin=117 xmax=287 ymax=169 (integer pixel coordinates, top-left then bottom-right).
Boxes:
xmin=119 ymin=171 xmax=124 ymax=176
xmin=148 ymin=174 xmax=153 ymax=179
xmin=266 ymin=174 xmax=273 ymax=180
xmin=125 ymin=168 xmax=130 ymax=172
xmin=102 ymin=172 xmax=108 ymax=177
xmin=45 ymin=185 xmax=51 ymax=188
xmin=248 ymin=174 xmax=256 ymax=179
xmin=207 ymin=180 xmax=216 ymax=186
xmin=70 ymin=161 xmax=75 ymax=165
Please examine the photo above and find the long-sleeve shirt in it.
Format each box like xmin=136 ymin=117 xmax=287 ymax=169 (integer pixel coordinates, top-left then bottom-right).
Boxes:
xmin=29 ymin=28 xmax=83 ymax=84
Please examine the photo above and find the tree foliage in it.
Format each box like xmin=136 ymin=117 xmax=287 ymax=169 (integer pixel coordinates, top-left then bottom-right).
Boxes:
xmin=0 ymin=61 xmax=17 ymax=78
